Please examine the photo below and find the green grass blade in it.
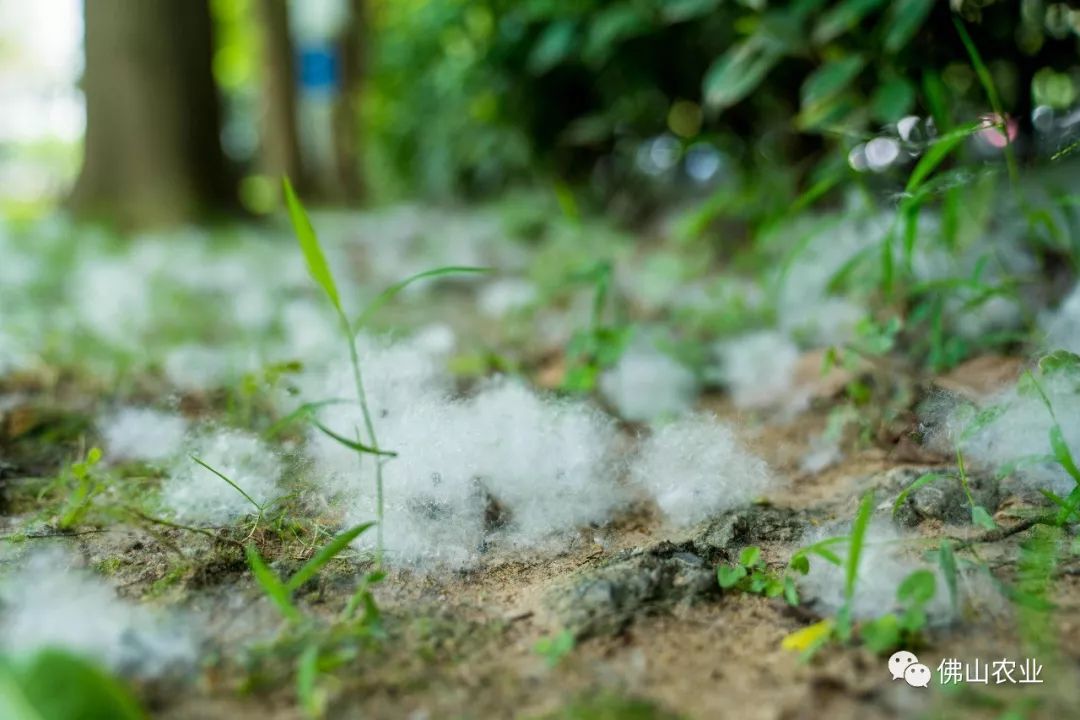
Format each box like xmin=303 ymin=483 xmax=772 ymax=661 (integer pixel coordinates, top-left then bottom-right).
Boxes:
xmin=296 ymin=642 xmax=322 ymax=719
xmin=845 ymin=492 xmax=874 ymax=603
xmin=286 ymin=521 xmax=376 ymax=592
xmin=263 ymin=399 xmax=353 ymax=440
xmin=353 ymin=266 xmax=490 ymax=330
xmin=938 ymin=540 xmax=959 ymax=615
xmin=282 ymin=177 xmax=342 ymax=313
xmin=245 ymin=543 xmax=302 ymax=623
xmin=190 ymin=455 xmax=261 ymax=511
xmin=891 ymin=472 xmax=942 ymax=516
xmin=904 ymin=123 xmax=978 ymax=193
xmin=311 ymin=420 xmax=397 ymax=458
xmin=952 ymin=17 xmax=1017 ymax=184
xmin=1050 ymin=425 xmax=1080 ymax=485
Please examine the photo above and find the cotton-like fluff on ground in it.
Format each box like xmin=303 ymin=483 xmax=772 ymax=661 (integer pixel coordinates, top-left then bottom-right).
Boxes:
xmin=712 ymin=330 xmax=800 ymax=411
xmin=326 ymin=380 xmax=623 ymax=567
xmin=771 ymin=212 xmax=882 ymax=347
xmin=0 ymin=550 xmax=196 ymax=677
xmin=163 ymin=343 xmax=260 ymax=393
xmin=922 ymin=368 xmax=1080 ymax=496
xmin=100 ymin=407 xmax=188 ymax=463
xmin=797 ymin=520 xmax=954 ymax=622
xmin=162 ymin=430 xmax=282 ymax=524
xmin=477 ymin=277 xmax=536 ymax=318
xmin=599 ymin=341 xmax=698 ymax=422
xmin=307 ymin=335 xmax=623 ymax=567
xmin=1042 ymin=283 xmax=1080 ymax=354
xmin=629 ymin=413 xmax=774 ymax=526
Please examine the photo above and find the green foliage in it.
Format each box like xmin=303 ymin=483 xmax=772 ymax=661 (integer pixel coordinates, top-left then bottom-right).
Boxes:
xmin=859 ymin=569 xmax=937 ymax=652
xmin=245 ymin=521 xmax=377 ymax=625
xmin=534 ymin=629 xmax=576 ymax=668
xmin=716 ymin=546 xmax=802 ymax=605
xmin=53 ymin=447 xmax=103 ymax=530
xmin=0 ymin=649 xmax=146 ymax=720
xmin=561 ymin=261 xmax=633 ymax=393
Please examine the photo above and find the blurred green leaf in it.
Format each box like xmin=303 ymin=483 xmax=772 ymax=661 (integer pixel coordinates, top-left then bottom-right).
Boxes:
xmin=246 ymin=544 xmax=303 ymax=623
xmin=283 ymin=177 xmax=341 ymax=314
xmin=0 ymin=650 xmax=146 ymax=720
xmin=813 ymin=0 xmax=886 ymax=45
xmin=871 ymin=76 xmax=915 ymax=122
xmin=897 ymin=569 xmax=936 ymax=604
xmin=801 ymin=55 xmax=865 ymax=109
xmin=883 ymin=0 xmax=935 ymax=53
xmin=529 ymin=20 xmax=578 ymax=74
xmin=703 ymin=35 xmax=783 ymax=110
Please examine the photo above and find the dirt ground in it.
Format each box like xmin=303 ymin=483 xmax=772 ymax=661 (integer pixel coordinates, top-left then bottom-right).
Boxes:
xmin=3 ymin=358 xmax=1080 ymax=720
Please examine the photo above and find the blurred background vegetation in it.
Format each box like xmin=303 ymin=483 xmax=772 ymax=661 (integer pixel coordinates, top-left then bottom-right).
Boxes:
xmin=3 ymin=0 xmax=1080 ymax=231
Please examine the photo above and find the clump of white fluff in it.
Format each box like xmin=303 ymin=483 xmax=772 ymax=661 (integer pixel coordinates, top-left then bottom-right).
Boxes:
xmin=599 ymin=343 xmax=698 ymax=422
xmin=163 ymin=344 xmax=256 ymax=393
xmin=797 ymin=520 xmax=953 ymax=622
xmin=162 ymin=430 xmax=281 ymax=524
xmin=71 ymin=257 xmax=154 ymax=346
xmin=306 ymin=331 xmax=623 ymax=567
xmin=332 ymin=380 xmax=624 ymax=567
xmin=1042 ymin=283 xmax=1080 ymax=354
xmin=713 ymin=330 xmax=800 ymax=410
xmin=100 ymin=407 xmax=188 ymax=463
xmin=477 ymin=278 xmax=536 ymax=318
xmin=630 ymin=413 xmax=773 ymax=526
xmin=924 ymin=371 xmax=1080 ymax=496
xmin=0 ymin=550 xmax=196 ymax=677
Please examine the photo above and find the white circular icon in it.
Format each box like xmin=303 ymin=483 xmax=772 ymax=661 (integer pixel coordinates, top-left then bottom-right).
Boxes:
xmin=904 ymin=662 xmax=932 ymax=687
xmin=888 ymin=650 xmax=919 ymax=681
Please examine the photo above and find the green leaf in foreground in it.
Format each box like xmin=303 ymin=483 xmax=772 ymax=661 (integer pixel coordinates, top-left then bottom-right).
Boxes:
xmin=0 ymin=649 xmax=146 ymax=720
xmin=282 ymin=176 xmax=341 ymax=313
xmin=246 ymin=544 xmax=302 ymax=623
xmin=286 ymin=522 xmax=376 ymax=592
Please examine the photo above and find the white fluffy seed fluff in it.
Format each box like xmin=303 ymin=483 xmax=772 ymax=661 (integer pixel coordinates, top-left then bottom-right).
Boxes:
xmin=713 ymin=330 xmax=800 ymax=410
xmin=630 ymin=414 xmax=774 ymax=526
xmin=162 ymin=430 xmax=281 ymax=524
xmin=0 ymin=550 xmax=196 ymax=677
xmin=797 ymin=520 xmax=953 ymax=622
xmin=325 ymin=379 xmax=624 ymax=567
xmin=305 ymin=333 xmax=623 ymax=567
xmin=599 ymin=343 xmax=698 ymax=422
xmin=100 ymin=407 xmax=188 ymax=463
xmin=1042 ymin=283 xmax=1080 ymax=354
xmin=925 ymin=372 xmax=1080 ymax=496
xmin=477 ymin=278 xmax=536 ymax=318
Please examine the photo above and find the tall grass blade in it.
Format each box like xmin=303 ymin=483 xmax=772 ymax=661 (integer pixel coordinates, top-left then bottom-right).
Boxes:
xmin=282 ymin=177 xmax=342 ymax=313
xmin=190 ymin=455 xmax=261 ymax=511
xmin=354 ymin=265 xmax=489 ymax=330
xmin=845 ymin=492 xmax=874 ymax=603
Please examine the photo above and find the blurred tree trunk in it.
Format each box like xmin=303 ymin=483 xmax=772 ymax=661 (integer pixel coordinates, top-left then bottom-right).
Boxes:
xmin=258 ymin=0 xmax=306 ymax=191
xmin=71 ymin=0 xmax=234 ymax=230
xmin=333 ymin=0 xmax=365 ymax=202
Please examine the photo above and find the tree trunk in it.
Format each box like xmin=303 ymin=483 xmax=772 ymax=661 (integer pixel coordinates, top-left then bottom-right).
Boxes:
xmin=258 ymin=0 xmax=306 ymax=191
xmin=333 ymin=0 xmax=365 ymax=202
xmin=71 ymin=0 xmax=234 ymax=230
